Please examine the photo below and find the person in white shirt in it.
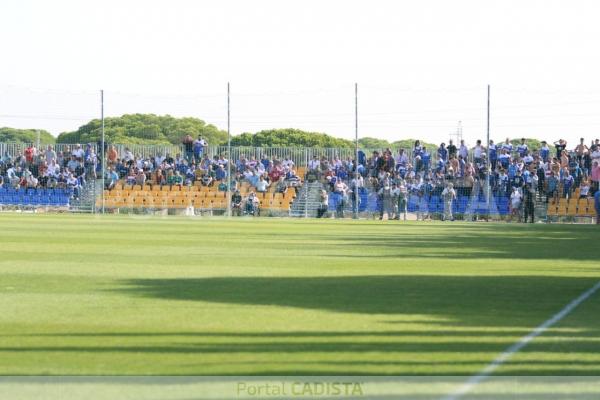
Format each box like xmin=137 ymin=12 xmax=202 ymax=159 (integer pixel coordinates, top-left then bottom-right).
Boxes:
xmin=255 ymin=175 xmax=270 ymax=192
xmin=282 ymin=158 xmax=295 ymax=170
xmin=46 ymin=160 xmax=60 ymax=178
xmin=473 ymin=140 xmax=484 ymax=163
xmin=459 ymin=140 xmax=469 ymax=160
xmin=441 ymin=183 xmax=457 ymax=221
xmin=334 ymin=180 xmax=349 ymax=218
xmin=123 ymin=148 xmax=134 ymax=162
xmin=510 ymin=187 xmax=522 ymax=222
xmin=308 ymin=156 xmax=320 ymax=171
xmin=71 ymin=144 xmax=84 ymax=159
xmin=45 ymin=145 xmax=57 ymax=163
xmin=591 ymin=146 xmax=600 ymax=162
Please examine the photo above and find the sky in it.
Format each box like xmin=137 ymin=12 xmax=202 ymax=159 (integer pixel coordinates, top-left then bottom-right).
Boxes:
xmin=1 ymin=0 xmax=600 ymax=146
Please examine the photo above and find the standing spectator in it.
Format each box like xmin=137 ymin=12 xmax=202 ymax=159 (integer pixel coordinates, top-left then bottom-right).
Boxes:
xmin=447 ymin=140 xmax=457 ymax=159
xmin=441 ymin=183 xmax=456 ymax=221
xmin=591 ymin=160 xmax=600 ymax=194
xmin=517 ymin=138 xmax=529 ymax=158
xmin=459 ymin=140 xmax=469 ymax=160
xmin=540 ymin=141 xmax=551 ymax=162
xmin=562 ymin=170 xmax=574 ymax=198
xmin=488 ymin=140 xmax=497 ymax=170
xmin=473 ymin=140 xmax=484 ymax=164
xmin=182 ymin=134 xmax=194 ymax=163
xmin=502 ymin=138 xmax=513 ymax=154
xmin=523 ymin=184 xmax=535 ymax=223
xmin=378 ymin=182 xmax=394 ymax=220
xmin=510 ymin=186 xmax=522 ymax=222
xmin=334 ymin=180 xmax=348 ymax=218
xmin=193 ymin=135 xmax=206 ymax=163
xmin=574 ymin=138 xmax=589 ymax=164
xmin=395 ymin=180 xmax=408 ymax=221
xmin=554 ymin=139 xmax=567 ymax=159
xmin=107 ymin=145 xmax=118 ymax=166
xmin=595 ymin=189 xmax=600 ymax=224
xmin=45 ymin=145 xmax=57 ymax=164
xmin=437 ymin=143 xmax=448 ymax=163
xmin=317 ymin=190 xmax=329 ymax=218
xmin=546 ymin=172 xmax=559 ymax=203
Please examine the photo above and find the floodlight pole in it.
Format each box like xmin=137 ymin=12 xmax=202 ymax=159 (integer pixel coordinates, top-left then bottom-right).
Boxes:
xmin=353 ymin=82 xmax=359 ymax=219
xmin=227 ymin=82 xmax=232 ymax=218
xmin=101 ymin=89 xmax=105 ymax=214
xmin=486 ymin=84 xmax=491 ymax=210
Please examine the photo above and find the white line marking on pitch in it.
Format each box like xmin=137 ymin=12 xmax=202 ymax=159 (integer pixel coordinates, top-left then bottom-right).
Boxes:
xmin=443 ymin=280 xmax=600 ymax=400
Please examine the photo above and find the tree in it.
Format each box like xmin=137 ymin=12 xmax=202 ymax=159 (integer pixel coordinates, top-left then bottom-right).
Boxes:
xmin=506 ymin=138 xmax=544 ymax=151
xmin=56 ymin=114 xmax=228 ymax=145
xmin=391 ymin=139 xmax=439 ymax=151
xmin=357 ymin=137 xmax=391 ymax=148
xmin=0 ymin=127 xmax=56 ymax=144
xmin=230 ymin=129 xmax=354 ymax=148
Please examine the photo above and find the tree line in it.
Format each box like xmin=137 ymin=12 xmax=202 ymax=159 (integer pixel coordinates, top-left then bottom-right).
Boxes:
xmin=1 ymin=113 xmax=544 ymax=150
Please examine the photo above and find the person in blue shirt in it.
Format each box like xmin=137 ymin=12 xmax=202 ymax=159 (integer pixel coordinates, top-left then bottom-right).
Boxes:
xmin=595 ymin=190 xmax=600 ymax=225
xmin=498 ymin=149 xmax=511 ymax=170
xmin=437 ymin=143 xmax=448 ymax=162
xmin=562 ymin=170 xmax=574 ymax=198
xmin=546 ymin=172 xmax=559 ymax=203
xmin=540 ymin=141 xmax=550 ymax=162
xmin=436 ymin=158 xmax=445 ymax=173
xmin=421 ymin=147 xmax=431 ymax=172
xmin=517 ymin=138 xmax=529 ymax=158
xmin=489 ymin=140 xmax=498 ymax=170
xmin=502 ymin=138 xmax=513 ymax=155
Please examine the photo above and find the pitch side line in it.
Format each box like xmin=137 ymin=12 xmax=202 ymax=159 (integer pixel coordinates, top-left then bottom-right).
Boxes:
xmin=443 ymin=280 xmax=600 ymax=400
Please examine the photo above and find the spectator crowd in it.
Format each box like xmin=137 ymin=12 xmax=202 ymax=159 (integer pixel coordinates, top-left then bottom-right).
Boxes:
xmin=2 ymin=134 xmax=599 ymax=221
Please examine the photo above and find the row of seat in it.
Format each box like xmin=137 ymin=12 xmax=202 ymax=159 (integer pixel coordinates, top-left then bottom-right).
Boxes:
xmin=547 ymin=198 xmax=595 ymax=217
xmin=0 ymin=195 xmax=71 ymax=206
xmin=96 ymin=196 xmax=292 ymax=210
xmin=0 ymin=187 xmax=74 ymax=207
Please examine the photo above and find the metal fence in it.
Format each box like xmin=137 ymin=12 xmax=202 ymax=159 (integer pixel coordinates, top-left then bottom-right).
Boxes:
xmin=1 ymin=142 xmax=419 ymax=167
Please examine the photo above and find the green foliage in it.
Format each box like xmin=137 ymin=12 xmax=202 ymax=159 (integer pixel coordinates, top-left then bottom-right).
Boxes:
xmin=505 ymin=138 xmax=543 ymax=151
xmin=357 ymin=137 xmax=391 ymax=148
xmin=56 ymin=114 xmax=228 ymax=145
xmin=0 ymin=127 xmax=56 ymax=144
xmin=230 ymin=128 xmax=354 ymax=148
xmin=391 ymin=139 xmax=439 ymax=151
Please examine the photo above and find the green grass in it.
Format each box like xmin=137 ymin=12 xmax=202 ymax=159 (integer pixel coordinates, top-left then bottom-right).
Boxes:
xmin=0 ymin=214 xmax=599 ymax=375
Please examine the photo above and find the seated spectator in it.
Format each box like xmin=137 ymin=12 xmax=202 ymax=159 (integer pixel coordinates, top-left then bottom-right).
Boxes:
xmin=66 ymin=172 xmax=81 ymax=198
xmin=285 ymin=169 xmax=301 ymax=187
xmin=135 ymin=169 xmax=146 ymax=186
xmin=215 ymin=164 xmax=227 ymax=181
xmin=169 ymin=170 xmax=184 ymax=186
xmin=25 ymin=170 xmax=38 ymax=188
xmin=275 ymin=176 xmax=288 ymax=194
xmin=245 ymin=191 xmax=260 ymax=216
xmin=255 ymin=175 xmax=270 ymax=193
xmin=126 ymin=169 xmax=137 ymax=185
xmin=580 ymin=180 xmax=590 ymax=198
xmin=201 ymin=170 xmax=214 ymax=187
xmin=105 ymin=167 xmax=119 ymax=190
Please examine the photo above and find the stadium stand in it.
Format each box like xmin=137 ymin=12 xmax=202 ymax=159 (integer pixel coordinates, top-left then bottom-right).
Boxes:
xmin=1 ymin=137 xmax=599 ymax=222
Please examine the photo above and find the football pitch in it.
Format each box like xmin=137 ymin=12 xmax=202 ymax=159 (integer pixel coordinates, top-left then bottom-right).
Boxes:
xmin=0 ymin=214 xmax=599 ymax=376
